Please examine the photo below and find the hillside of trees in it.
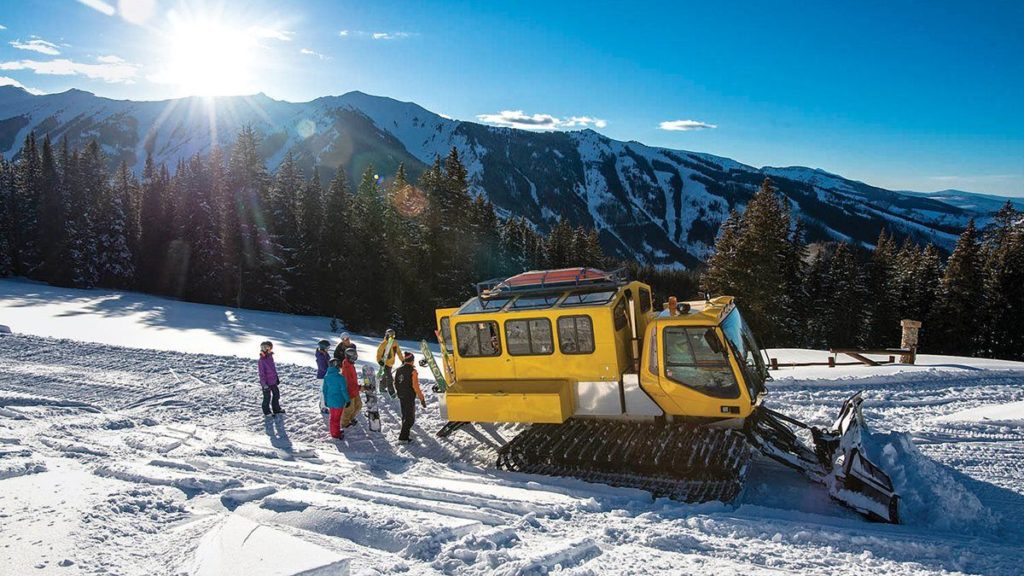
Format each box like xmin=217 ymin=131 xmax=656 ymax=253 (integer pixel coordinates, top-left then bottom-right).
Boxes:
xmin=0 ymin=129 xmax=608 ymax=336
xmin=2 ymin=129 xmax=1021 ymax=359
xmin=701 ymin=178 xmax=1024 ymax=360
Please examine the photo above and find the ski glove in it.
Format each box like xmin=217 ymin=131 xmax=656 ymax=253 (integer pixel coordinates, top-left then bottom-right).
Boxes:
xmin=378 ymin=360 xmax=385 ymax=367
xmin=420 ymin=399 xmax=427 ymax=408
xmin=345 ymin=401 xmax=351 ymax=408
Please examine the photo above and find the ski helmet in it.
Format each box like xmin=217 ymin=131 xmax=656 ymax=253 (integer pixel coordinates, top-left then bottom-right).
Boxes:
xmin=329 ymin=358 xmax=340 ymax=368
xmin=340 ymin=332 xmax=351 ymax=341
xmin=403 ymin=351 xmax=415 ymax=364
xmin=385 ymin=328 xmax=396 ymax=338
xmin=260 ymin=341 xmax=273 ymax=352
xmin=345 ymin=347 xmax=359 ymax=362
xmin=318 ymin=339 xmax=330 ymax=350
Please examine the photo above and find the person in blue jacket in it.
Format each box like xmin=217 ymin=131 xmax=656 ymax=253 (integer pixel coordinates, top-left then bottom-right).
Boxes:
xmin=322 ymin=358 xmax=351 ymax=440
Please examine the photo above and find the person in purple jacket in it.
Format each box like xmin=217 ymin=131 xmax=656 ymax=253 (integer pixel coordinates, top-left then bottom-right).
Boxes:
xmin=316 ymin=339 xmax=331 ymax=414
xmin=258 ymin=341 xmax=285 ymax=417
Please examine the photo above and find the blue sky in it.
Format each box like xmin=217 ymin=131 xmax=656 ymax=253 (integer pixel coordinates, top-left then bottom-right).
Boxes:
xmin=0 ymin=0 xmax=1021 ymax=197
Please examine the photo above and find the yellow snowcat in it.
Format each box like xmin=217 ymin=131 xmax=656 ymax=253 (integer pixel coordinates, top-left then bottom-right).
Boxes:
xmin=432 ymin=268 xmax=899 ymax=523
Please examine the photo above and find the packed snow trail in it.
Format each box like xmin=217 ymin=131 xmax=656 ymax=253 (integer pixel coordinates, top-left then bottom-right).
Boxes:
xmin=2 ymin=332 xmax=1023 ymax=575
xmin=2 ymin=280 xmax=1024 ymax=574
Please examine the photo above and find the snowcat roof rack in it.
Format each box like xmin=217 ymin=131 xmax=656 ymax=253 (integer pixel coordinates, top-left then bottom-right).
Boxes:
xmin=477 ymin=267 xmax=629 ymax=300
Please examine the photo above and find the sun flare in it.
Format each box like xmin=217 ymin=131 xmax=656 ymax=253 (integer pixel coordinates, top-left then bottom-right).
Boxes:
xmin=161 ymin=12 xmax=258 ymax=97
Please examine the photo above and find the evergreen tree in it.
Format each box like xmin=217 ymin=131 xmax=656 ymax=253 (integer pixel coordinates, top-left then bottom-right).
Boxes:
xmin=181 ymin=154 xmax=223 ymax=302
xmin=422 ymin=149 xmax=475 ymax=307
xmin=136 ymin=155 xmax=167 ymax=292
xmin=544 ymin=219 xmax=575 ymax=268
xmin=93 ymin=160 xmax=136 ymax=289
xmin=67 ymin=142 xmax=100 ymax=287
xmin=226 ymin=125 xmax=281 ymax=310
xmin=35 ymin=135 xmax=66 ymax=283
xmin=294 ymin=168 xmax=326 ymax=311
xmin=12 ymin=132 xmax=41 ymax=276
xmin=701 ymin=209 xmax=742 ymax=296
xmin=268 ymin=150 xmax=304 ymax=303
xmin=821 ymin=243 xmax=867 ymax=348
xmin=865 ymin=229 xmax=900 ymax=346
xmin=321 ymin=166 xmax=353 ymax=321
xmin=981 ymin=202 xmax=1024 ymax=359
xmin=802 ymin=249 xmax=831 ymax=348
xmin=930 ymin=220 xmax=984 ymax=355
xmin=702 ymin=178 xmax=801 ymax=347
xmin=0 ymin=157 xmax=14 ymax=276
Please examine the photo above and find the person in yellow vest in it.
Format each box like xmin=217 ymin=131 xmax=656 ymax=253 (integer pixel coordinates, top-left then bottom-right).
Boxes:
xmin=376 ymin=328 xmax=402 ymax=397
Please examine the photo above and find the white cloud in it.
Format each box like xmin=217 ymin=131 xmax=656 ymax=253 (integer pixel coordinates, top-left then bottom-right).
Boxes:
xmin=249 ymin=26 xmax=293 ymax=42
xmin=10 ymin=38 xmax=61 ymax=55
xmin=0 ymin=75 xmax=43 ymax=94
xmin=476 ymin=109 xmax=607 ymax=131
xmin=77 ymin=0 xmax=116 ymax=16
xmin=0 ymin=56 xmax=138 ymax=83
xmin=338 ymin=30 xmax=349 ymax=37
xmin=0 ymin=24 xmax=7 ymax=30
xmin=658 ymin=119 xmax=717 ymax=131
xmin=299 ymin=48 xmax=329 ymax=60
xmin=371 ymin=32 xmax=410 ymax=40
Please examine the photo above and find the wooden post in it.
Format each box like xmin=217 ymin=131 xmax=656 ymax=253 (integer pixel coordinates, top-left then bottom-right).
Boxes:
xmin=900 ymin=319 xmax=922 ymax=364
xmin=770 ymin=357 xmax=779 ymax=370
xmin=828 ymin=356 xmax=835 ymax=368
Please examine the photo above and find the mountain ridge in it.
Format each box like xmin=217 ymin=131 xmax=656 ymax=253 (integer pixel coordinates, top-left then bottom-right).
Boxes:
xmin=0 ymin=87 xmax=1001 ymax=266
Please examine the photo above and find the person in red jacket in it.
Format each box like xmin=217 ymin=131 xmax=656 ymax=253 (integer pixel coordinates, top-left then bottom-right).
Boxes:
xmin=340 ymin=347 xmax=362 ymax=428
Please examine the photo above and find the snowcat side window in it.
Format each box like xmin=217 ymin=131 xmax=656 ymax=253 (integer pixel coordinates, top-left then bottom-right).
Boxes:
xmin=505 ymin=318 xmax=554 ymax=356
xmin=647 ymin=325 xmax=659 ymax=376
xmin=557 ymin=315 xmax=595 ymax=355
xmin=509 ymin=294 xmax=562 ymax=310
xmin=721 ymin=310 xmax=767 ymax=400
xmin=613 ymin=298 xmax=629 ymax=331
xmin=639 ymin=288 xmax=652 ymax=313
xmin=560 ymin=290 xmax=616 ymax=307
xmin=440 ymin=317 xmax=453 ymax=354
xmin=459 ymin=297 xmax=511 ymax=315
xmin=455 ymin=321 xmax=502 ymax=357
xmin=661 ymin=326 xmax=739 ymax=399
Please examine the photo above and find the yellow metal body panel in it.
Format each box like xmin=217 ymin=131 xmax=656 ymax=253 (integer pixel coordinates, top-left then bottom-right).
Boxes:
xmin=638 ymin=296 xmax=757 ymax=419
xmin=446 ymin=379 xmax=574 ymax=423
xmin=448 ymin=280 xmax=653 ymax=385
xmin=435 ymin=277 xmax=762 ymax=425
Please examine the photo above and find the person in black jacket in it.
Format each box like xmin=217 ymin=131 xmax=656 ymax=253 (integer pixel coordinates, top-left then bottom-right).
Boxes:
xmin=393 ymin=352 xmax=426 ymax=442
xmin=333 ymin=332 xmax=356 ymax=364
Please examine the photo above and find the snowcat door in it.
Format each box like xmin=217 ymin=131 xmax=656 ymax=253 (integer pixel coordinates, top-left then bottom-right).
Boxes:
xmin=434 ymin=308 xmax=459 ymax=383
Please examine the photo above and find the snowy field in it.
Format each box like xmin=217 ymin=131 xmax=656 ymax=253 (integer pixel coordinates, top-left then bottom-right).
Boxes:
xmin=1 ymin=278 xmax=1023 ymax=575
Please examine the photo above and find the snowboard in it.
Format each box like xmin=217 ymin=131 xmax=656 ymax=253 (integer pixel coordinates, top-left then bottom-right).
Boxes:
xmin=419 ymin=340 xmax=448 ymax=392
xmin=361 ymin=364 xmax=382 ymax=432
xmin=434 ymin=329 xmax=456 ymax=385
xmin=377 ymin=336 xmax=397 ymax=398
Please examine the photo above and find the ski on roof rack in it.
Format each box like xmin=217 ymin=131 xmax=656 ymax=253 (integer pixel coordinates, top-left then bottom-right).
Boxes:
xmin=477 ymin=267 xmax=628 ymax=300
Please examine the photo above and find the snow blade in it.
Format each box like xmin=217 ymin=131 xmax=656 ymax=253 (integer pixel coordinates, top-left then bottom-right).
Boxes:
xmin=746 ymin=392 xmax=900 ymax=523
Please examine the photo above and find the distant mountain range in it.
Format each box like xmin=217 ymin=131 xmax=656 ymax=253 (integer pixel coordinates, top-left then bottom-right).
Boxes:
xmin=1 ymin=86 xmax=1012 ymax=266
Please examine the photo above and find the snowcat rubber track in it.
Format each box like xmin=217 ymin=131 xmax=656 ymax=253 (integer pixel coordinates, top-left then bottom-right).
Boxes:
xmin=496 ymin=419 xmax=753 ymax=503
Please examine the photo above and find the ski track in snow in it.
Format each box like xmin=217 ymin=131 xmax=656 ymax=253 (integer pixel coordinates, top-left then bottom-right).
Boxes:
xmin=2 ymin=289 xmax=1024 ymax=574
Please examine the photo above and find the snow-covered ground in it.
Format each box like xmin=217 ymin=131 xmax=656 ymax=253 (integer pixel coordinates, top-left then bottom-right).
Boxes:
xmin=1 ymin=278 xmax=1023 ymax=575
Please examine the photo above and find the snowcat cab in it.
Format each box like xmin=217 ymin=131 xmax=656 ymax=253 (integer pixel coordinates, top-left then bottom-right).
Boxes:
xmin=433 ymin=268 xmax=899 ymax=523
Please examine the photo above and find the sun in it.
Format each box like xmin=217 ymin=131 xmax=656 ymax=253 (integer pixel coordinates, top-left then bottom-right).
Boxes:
xmin=161 ymin=12 xmax=258 ymax=97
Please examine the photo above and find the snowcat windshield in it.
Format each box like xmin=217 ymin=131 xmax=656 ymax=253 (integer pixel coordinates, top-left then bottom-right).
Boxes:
xmin=721 ymin=309 xmax=767 ymax=400
xmin=661 ymin=326 xmax=740 ymax=399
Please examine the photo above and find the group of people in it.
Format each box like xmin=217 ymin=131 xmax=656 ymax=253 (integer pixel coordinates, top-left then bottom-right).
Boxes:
xmin=256 ymin=329 xmax=426 ymax=443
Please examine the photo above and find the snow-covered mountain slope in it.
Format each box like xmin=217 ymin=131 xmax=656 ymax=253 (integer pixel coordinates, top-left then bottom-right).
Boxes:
xmin=2 ymin=279 xmax=1024 ymax=574
xmin=0 ymin=86 xmax=1006 ymax=265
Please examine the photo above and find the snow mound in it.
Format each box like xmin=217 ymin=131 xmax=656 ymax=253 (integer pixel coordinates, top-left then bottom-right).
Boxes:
xmin=866 ymin=431 xmax=997 ymax=533
xmin=191 ymin=514 xmax=350 ymax=576
xmin=931 ymin=400 xmax=1024 ymax=426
